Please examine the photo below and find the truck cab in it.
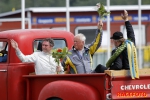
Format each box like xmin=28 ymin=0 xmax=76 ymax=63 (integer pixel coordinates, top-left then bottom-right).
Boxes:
xmin=0 ymin=29 xmax=74 ymax=100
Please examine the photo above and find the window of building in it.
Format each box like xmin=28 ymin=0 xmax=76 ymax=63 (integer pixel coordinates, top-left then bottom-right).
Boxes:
xmin=121 ymin=25 xmax=146 ymax=46
xmin=75 ymin=26 xmax=108 ymax=47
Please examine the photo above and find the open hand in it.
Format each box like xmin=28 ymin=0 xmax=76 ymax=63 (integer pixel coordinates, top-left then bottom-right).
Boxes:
xmin=10 ymin=39 xmax=18 ymax=49
xmin=56 ymin=66 xmax=62 ymax=72
xmin=121 ymin=10 xmax=128 ymax=21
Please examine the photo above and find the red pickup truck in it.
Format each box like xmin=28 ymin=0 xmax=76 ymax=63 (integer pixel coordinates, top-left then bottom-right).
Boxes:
xmin=0 ymin=29 xmax=150 ymax=100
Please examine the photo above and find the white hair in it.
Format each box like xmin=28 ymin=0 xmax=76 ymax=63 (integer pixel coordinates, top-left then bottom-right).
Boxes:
xmin=75 ymin=33 xmax=86 ymax=42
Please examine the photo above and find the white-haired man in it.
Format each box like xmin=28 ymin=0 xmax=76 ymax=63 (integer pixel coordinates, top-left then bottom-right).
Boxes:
xmin=62 ymin=20 xmax=103 ymax=74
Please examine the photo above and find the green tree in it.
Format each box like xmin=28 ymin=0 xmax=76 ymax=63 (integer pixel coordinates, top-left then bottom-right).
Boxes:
xmin=0 ymin=0 xmax=150 ymax=14
xmin=25 ymin=0 xmax=65 ymax=7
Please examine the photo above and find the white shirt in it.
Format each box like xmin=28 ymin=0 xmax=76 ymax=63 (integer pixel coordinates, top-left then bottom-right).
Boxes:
xmin=15 ymin=48 xmax=64 ymax=75
xmin=78 ymin=48 xmax=84 ymax=56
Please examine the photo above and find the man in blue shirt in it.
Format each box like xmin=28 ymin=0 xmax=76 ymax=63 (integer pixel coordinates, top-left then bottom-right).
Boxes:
xmin=0 ymin=50 xmax=7 ymax=62
xmin=0 ymin=55 xmax=7 ymax=62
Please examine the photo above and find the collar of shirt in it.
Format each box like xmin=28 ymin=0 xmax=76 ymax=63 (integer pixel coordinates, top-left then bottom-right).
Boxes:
xmin=42 ymin=51 xmax=51 ymax=55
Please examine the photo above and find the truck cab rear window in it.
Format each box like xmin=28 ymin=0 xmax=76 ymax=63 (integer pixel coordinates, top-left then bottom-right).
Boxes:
xmin=34 ymin=39 xmax=66 ymax=52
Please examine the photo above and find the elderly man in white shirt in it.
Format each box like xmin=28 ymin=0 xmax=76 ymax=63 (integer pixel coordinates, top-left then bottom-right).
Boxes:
xmin=11 ymin=38 xmax=64 ymax=75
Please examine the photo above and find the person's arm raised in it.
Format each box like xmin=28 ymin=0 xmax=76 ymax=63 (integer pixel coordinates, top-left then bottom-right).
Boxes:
xmin=121 ymin=10 xmax=136 ymax=45
xmin=88 ymin=20 xmax=103 ymax=55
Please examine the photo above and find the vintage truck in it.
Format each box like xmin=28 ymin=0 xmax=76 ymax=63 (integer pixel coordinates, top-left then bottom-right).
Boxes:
xmin=0 ymin=29 xmax=150 ymax=100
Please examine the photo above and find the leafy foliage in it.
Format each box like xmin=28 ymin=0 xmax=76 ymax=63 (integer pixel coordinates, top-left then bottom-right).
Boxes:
xmin=52 ymin=47 xmax=71 ymax=65
xmin=96 ymin=3 xmax=110 ymax=20
xmin=0 ymin=0 xmax=150 ymax=13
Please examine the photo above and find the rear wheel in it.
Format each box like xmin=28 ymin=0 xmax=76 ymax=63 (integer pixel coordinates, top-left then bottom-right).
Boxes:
xmin=46 ymin=97 xmax=62 ymax=100
xmin=39 ymin=80 xmax=100 ymax=100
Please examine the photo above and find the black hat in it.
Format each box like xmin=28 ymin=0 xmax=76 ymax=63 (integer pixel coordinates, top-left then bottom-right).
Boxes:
xmin=110 ymin=31 xmax=123 ymax=40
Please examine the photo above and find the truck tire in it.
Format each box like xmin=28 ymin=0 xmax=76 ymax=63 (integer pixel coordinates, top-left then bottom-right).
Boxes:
xmin=46 ymin=97 xmax=62 ymax=100
xmin=38 ymin=80 xmax=101 ymax=100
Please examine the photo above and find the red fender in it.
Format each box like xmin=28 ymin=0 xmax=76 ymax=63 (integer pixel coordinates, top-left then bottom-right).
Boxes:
xmin=38 ymin=80 xmax=101 ymax=100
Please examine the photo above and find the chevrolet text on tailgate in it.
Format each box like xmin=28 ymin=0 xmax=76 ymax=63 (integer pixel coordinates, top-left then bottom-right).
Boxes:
xmin=0 ymin=29 xmax=150 ymax=100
